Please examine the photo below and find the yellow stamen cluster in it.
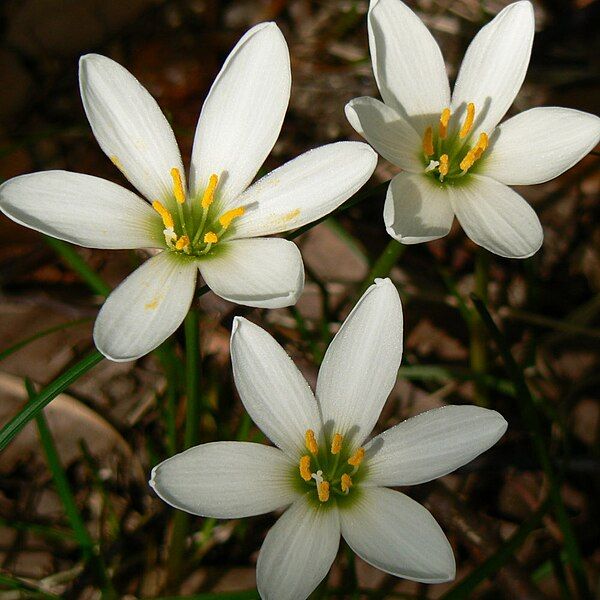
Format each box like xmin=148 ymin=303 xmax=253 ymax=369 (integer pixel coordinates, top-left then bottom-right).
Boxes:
xmin=460 ymin=132 xmax=488 ymax=173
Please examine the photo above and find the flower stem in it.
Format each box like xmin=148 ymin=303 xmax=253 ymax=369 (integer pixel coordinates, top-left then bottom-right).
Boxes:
xmin=470 ymin=248 xmax=489 ymax=406
xmin=356 ymin=238 xmax=405 ymax=300
xmin=166 ymin=308 xmax=202 ymax=590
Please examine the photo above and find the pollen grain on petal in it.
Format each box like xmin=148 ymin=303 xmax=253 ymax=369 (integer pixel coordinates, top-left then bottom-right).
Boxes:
xmin=439 ymin=108 xmax=451 ymax=139
xmin=299 ymin=455 xmax=312 ymax=481
xmin=341 ymin=473 xmax=352 ymax=493
xmin=152 ymin=200 xmax=175 ymax=230
xmin=170 ymin=167 xmax=186 ymax=204
xmin=305 ymin=429 xmax=318 ymax=454
xmin=201 ymin=174 xmax=219 ymax=209
xmin=422 ymin=126 xmax=434 ymax=156
xmin=110 ymin=155 xmax=125 ymax=172
xmin=219 ymin=206 xmax=245 ymax=229
xmin=203 ymin=231 xmax=218 ymax=244
xmin=330 ymin=433 xmax=343 ymax=455
xmin=459 ymin=102 xmax=475 ymax=139
xmin=348 ymin=447 xmax=365 ymax=467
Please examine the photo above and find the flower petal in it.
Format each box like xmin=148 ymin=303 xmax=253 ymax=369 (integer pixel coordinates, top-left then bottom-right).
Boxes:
xmin=364 ymin=406 xmax=507 ymax=487
xmin=384 ymin=171 xmax=454 ymax=244
xmin=451 ymin=1 xmax=535 ymax=135
xmin=230 ymin=317 xmax=321 ymax=458
xmin=257 ymin=496 xmax=340 ymax=600
xmin=189 ymin=22 xmax=291 ymax=205
xmin=199 ymin=237 xmax=304 ymax=309
xmin=340 ymin=487 xmax=455 ymax=583
xmin=316 ymin=278 xmax=403 ymax=448
xmin=231 ymin=142 xmax=377 ymax=239
xmin=483 ymin=107 xmax=600 ymax=185
xmin=150 ymin=442 xmax=298 ymax=518
xmin=449 ymin=174 xmax=543 ymax=258
xmin=79 ymin=54 xmax=184 ymax=208
xmin=345 ymin=97 xmax=422 ymax=172
xmin=0 ymin=171 xmax=163 ymax=249
xmin=93 ymin=252 xmax=197 ymax=361
xmin=368 ymin=0 xmax=450 ymax=132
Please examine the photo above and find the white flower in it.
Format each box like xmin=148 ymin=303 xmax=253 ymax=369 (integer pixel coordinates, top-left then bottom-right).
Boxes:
xmin=346 ymin=0 xmax=600 ymax=258
xmin=0 ymin=23 xmax=377 ymax=362
xmin=150 ymin=278 xmax=507 ymax=599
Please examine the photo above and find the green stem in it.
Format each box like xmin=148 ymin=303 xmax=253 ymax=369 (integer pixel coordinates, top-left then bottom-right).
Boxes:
xmin=0 ymin=350 xmax=104 ymax=452
xmin=167 ymin=308 xmax=202 ymax=590
xmin=471 ymin=295 xmax=591 ymax=600
xmin=357 ymin=238 xmax=405 ymax=299
xmin=470 ymin=249 xmax=489 ymax=406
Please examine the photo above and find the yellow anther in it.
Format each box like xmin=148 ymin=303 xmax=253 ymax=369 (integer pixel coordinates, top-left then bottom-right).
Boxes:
xmin=341 ymin=473 xmax=352 ymax=493
xmin=219 ymin=206 xmax=245 ymax=229
xmin=299 ymin=455 xmax=312 ymax=482
xmin=170 ymin=167 xmax=186 ymax=204
xmin=460 ymin=150 xmax=476 ymax=173
xmin=439 ymin=108 xmax=451 ymax=139
xmin=439 ymin=154 xmax=449 ymax=177
xmin=201 ymin=174 xmax=219 ymax=209
xmin=422 ymin=126 xmax=434 ymax=156
xmin=459 ymin=103 xmax=475 ymax=139
xmin=473 ymin=132 xmax=488 ymax=159
xmin=330 ymin=433 xmax=343 ymax=455
xmin=348 ymin=447 xmax=365 ymax=467
xmin=175 ymin=235 xmax=190 ymax=251
xmin=317 ymin=480 xmax=330 ymax=503
xmin=305 ymin=430 xmax=318 ymax=454
xmin=152 ymin=200 xmax=175 ymax=230
xmin=203 ymin=231 xmax=218 ymax=244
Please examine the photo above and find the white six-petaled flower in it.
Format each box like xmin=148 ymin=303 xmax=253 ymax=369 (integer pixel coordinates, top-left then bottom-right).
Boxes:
xmin=346 ymin=0 xmax=600 ymax=258
xmin=0 ymin=22 xmax=377 ymax=361
xmin=150 ymin=278 xmax=508 ymax=599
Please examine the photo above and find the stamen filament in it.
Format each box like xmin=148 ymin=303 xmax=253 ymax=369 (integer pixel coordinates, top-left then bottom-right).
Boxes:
xmin=299 ymin=455 xmax=312 ymax=481
xmin=348 ymin=447 xmax=365 ymax=467
xmin=170 ymin=168 xmax=186 ymax=204
xmin=439 ymin=108 xmax=451 ymax=139
xmin=305 ymin=430 xmax=318 ymax=454
xmin=330 ymin=433 xmax=343 ymax=455
xmin=422 ymin=126 xmax=434 ymax=156
xmin=459 ymin=103 xmax=475 ymax=139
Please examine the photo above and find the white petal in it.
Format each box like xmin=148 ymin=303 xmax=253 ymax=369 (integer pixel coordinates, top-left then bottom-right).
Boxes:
xmin=150 ymin=442 xmax=298 ymax=518
xmin=449 ymin=174 xmax=543 ymax=258
xmin=483 ymin=107 xmax=600 ymax=185
xmin=94 ymin=252 xmax=197 ymax=361
xmin=231 ymin=142 xmax=377 ymax=238
xmin=340 ymin=487 xmax=455 ymax=583
xmin=451 ymin=1 xmax=535 ymax=135
xmin=384 ymin=171 xmax=454 ymax=244
xmin=189 ymin=23 xmax=291 ymax=204
xmin=368 ymin=0 xmax=450 ymax=132
xmin=257 ymin=496 xmax=340 ymax=600
xmin=0 ymin=171 xmax=163 ymax=249
xmin=79 ymin=54 xmax=184 ymax=207
xmin=199 ymin=237 xmax=304 ymax=309
xmin=230 ymin=317 xmax=321 ymax=458
xmin=316 ymin=278 xmax=403 ymax=448
xmin=345 ymin=97 xmax=422 ymax=172
xmin=364 ymin=406 xmax=507 ymax=487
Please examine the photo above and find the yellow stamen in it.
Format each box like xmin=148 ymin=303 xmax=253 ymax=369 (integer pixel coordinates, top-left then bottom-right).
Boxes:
xmin=219 ymin=206 xmax=245 ymax=229
xmin=330 ymin=433 xmax=343 ymax=455
xmin=203 ymin=231 xmax=218 ymax=244
xmin=299 ymin=455 xmax=312 ymax=482
xmin=348 ymin=447 xmax=365 ymax=467
xmin=459 ymin=103 xmax=475 ymax=139
xmin=460 ymin=150 xmax=476 ymax=173
xmin=201 ymin=174 xmax=219 ymax=209
xmin=341 ymin=473 xmax=352 ymax=493
xmin=170 ymin=167 xmax=186 ymax=204
xmin=317 ymin=480 xmax=330 ymax=503
xmin=305 ymin=429 xmax=318 ymax=454
xmin=175 ymin=235 xmax=190 ymax=251
xmin=152 ymin=200 xmax=175 ymax=230
xmin=473 ymin=132 xmax=488 ymax=159
xmin=422 ymin=126 xmax=434 ymax=156
xmin=439 ymin=154 xmax=449 ymax=177
xmin=439 ymin=108 xmax=451 ymax=139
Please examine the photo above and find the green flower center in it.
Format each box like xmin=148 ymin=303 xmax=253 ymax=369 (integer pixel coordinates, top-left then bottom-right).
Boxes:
xmin=420 ymin=102 xmax=489 ymax=184
xmin=296 ymin=429 xmax=366 ymax=507
xmin=152 ymin=169 xmax=244 ymax=257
